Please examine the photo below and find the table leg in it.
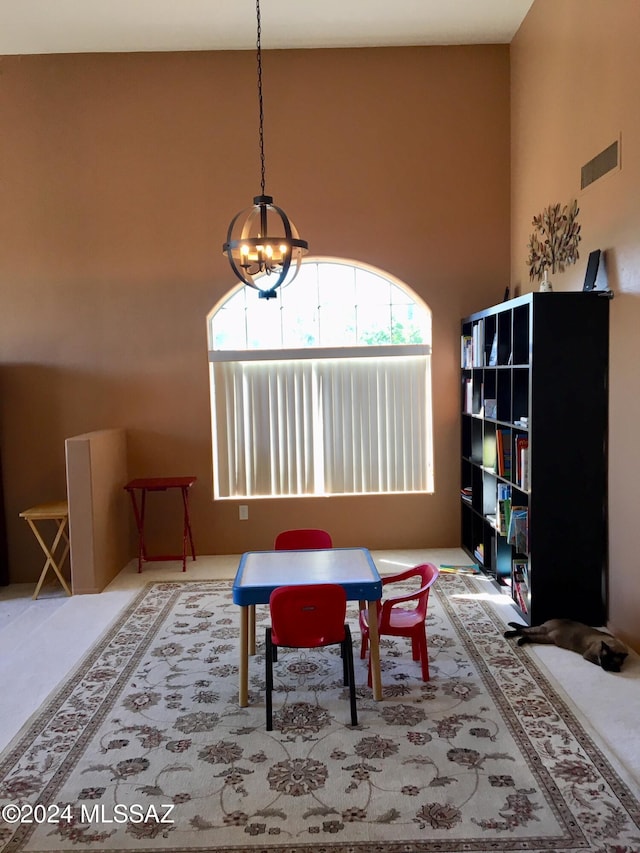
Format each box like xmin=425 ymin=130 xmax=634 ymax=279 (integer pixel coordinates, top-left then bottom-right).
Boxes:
xmin=139 ymin=490 xmax=148 ymax=568
xmin=181 ymin=486 xmax=196 ymax=569
xmin=29 ymin=518 xmax=72 ymax=600
xmin=367 ymin=599 xmax=382 ymax=700
xmin=248 ymin=605 xmax=256 ymax=656
xmin=126 ymin=489 xmax=146 ymax=573
xmin=180 ymin=487 xmax=187 ymax=572
xmin=239 ymin=606 xmax=249 ymax=707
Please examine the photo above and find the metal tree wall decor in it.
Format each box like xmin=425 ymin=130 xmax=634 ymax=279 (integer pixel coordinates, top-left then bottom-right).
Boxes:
xmin=527 ymin=199 xmax=582 ymax=282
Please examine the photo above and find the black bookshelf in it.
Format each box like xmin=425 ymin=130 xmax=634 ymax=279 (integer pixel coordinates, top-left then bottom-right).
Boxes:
xmin=460 ymin=291 xmax=610 ymax=625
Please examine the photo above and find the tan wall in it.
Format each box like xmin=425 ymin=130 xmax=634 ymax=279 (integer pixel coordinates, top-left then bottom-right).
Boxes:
xmin=511 ymin=0 xmax=640 ymax=650
xmin=0 ymin=46 xmax=511 ymax=581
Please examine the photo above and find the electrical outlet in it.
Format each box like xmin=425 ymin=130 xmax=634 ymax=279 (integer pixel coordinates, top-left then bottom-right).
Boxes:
xmin=239 ymin=505 xmax=249 ymax=521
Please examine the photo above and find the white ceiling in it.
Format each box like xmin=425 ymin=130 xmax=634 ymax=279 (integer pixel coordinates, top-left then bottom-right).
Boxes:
xmin=0 ymin=0 xmax=534 ymax=55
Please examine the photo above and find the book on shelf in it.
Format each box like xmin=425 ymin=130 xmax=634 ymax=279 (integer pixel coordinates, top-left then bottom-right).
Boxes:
xmin=463 ymin=378 xmax=473 ymax=413
xmin=472 ymin=322 xmax=484 ymax=366
xmin=488 ymin=332 xmax=498 ymax=366
xmin=483 ymin=432 xmax=497 ymax=470
xmin=461 ymin=335 xmax=473 ymax=368
xmin=501 ymin=431 xmax=512 ymax=479
xmin=520 ymin=444 xmax=530 ymax=490
xmin=484 ymin=398 xmax=497 ymax=419
xmin=513 ymin=559 xmax=529 ymax=587
xmin=513 ymin=578 xmax=528 ymax=614
xmin=496 ymin=482 xmax=511 ymax=534
xmin=503 ymin=499 xmax=512 ymax=537
xmin=495 ymin=429 xmax=511 ymax=478
xmin=512 ymin=560 xmax=529 ymax=614
xmin=515 ymin=435 xmax=529 ymax=488
xmin=507 ymin=506 xmax=529 ymax=554
xmin=495 ymin=429 xmax=504 ymax=476
xmin=460 ymin=486 xmax=472 ymax=504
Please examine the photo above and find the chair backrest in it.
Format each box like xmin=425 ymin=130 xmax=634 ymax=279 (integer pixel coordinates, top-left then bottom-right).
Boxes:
xmin=269 ymin=583 xmax=346 ymax=648
xmin=381 ymin=562 xmax=439 ymax=622
xmin=274 ymin=528 xmax=333 ymax=550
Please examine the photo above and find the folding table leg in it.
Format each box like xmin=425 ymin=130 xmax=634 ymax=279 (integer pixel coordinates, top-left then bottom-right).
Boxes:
xmin=180 ymin=486 xmax=196 ymax=571
xmin=29 ymin=518 xmax=71 ymax=600
xmin=126 ymin=489 xmax=146 ymax=573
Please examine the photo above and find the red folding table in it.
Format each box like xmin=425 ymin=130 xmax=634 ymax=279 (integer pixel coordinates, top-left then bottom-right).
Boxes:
xmin=124 ymin=476 xmax=197 ymax=573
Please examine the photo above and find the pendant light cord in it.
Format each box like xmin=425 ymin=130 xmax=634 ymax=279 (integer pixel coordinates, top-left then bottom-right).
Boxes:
xmin=256 ymin=0 xmax=266 ymax=197
xmin=223 ymin=0 xmax=307 ymax=293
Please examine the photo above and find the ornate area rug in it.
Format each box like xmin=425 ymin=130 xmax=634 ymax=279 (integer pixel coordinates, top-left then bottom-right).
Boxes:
xmin=1 ymin=575 xmax=639 ymax=853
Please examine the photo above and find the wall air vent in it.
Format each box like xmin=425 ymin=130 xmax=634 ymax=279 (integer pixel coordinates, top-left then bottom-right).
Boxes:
xmin=581 ymin=139 xmax=620 ymax=190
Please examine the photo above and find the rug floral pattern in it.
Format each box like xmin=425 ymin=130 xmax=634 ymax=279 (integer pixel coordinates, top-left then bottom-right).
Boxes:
xmin=1 ymin=575 xmax=639 ymax=852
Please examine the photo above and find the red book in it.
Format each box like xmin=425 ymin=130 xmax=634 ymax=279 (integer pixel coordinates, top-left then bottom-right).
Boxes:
xmin=496 ymin=430 xmax=504 ymax=476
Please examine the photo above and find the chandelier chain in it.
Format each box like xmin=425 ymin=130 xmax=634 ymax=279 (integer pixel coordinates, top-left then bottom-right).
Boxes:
xmin=256 ymin=0 xmax=266 ymax=196
xmin=222 ymin=0 xmax=308 ymax=296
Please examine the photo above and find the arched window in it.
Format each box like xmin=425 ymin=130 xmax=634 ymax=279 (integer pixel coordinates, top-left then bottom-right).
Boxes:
xmin=207 ymin=258 xmax=433 ymax=499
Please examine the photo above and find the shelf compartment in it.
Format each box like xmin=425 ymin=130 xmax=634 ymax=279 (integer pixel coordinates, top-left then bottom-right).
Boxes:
xmin=482 ymin=421 xmax=497 ymax=470
xmin=471 ymin=465 xmax=484 ymax=515
xmin=512 ymin=304 xmax=530 ymax=365
xmin=482 ymin=369 xmax=497 ymax=418
xmin=496 ymin=369 xmax=512 ymax=422
xmin=470 ymin=418 xmax=483 ymax=464
xmin=461 ymin=415 xmax=472 ymax=459
xmin=497 ymin=310 xmax=512 ymax=366
xmin=512 ymin=368 xmax=529 ymax=424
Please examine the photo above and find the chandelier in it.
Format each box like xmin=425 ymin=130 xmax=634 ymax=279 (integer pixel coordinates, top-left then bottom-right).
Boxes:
xmin=223 ymin=0 xmax=308 ymax=300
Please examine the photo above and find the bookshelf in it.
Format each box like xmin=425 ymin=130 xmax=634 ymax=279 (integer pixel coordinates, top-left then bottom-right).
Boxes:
xmin=460 ymin=291 xmax=610 ymax=625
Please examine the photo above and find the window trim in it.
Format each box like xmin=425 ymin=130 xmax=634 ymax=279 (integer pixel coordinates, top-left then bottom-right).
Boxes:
xmin=209 ymin=344 xmax=431 ymax=363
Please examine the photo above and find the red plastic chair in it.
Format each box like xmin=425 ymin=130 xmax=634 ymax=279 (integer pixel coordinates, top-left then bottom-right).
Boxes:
xmin=359 ymin=563 xmax=439 ymax=684
xmin=265 ymin=583 xmax=357 ymax=731
xmin=274 ymin=528 xmax=333 ymax=550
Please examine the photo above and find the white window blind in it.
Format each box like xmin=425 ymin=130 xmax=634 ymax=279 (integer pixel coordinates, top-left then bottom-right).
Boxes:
xmin=210 ymin=348 xmax=432 ymax=498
